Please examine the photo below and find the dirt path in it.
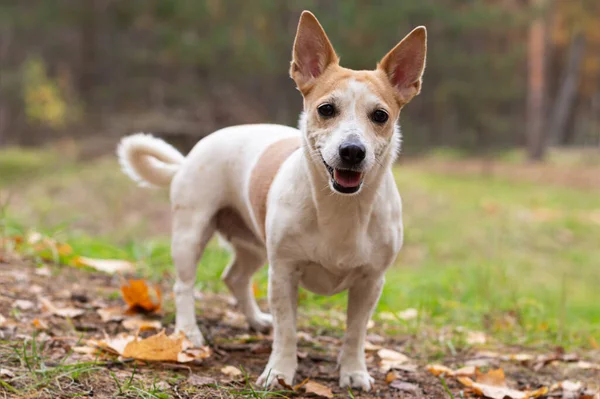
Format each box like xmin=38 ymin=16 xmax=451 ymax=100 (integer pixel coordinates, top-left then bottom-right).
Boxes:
xmin=0 ymin=258 xmax=598 ymax=398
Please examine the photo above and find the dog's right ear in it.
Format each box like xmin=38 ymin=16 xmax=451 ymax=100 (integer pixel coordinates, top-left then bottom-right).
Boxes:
xmin=290 ymin=11 xmax=338 ymax=91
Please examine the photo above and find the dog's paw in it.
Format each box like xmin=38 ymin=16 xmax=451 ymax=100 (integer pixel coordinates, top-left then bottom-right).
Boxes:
xmin=176 ymin=324 xmax=205 ymax=347
xmin=248 ymin=312 xmax=273 ymax=333
xmin=256 ymin=366 xmax=295 ymax=389
xmin=340 ymin=370 xmax=374 ymax=392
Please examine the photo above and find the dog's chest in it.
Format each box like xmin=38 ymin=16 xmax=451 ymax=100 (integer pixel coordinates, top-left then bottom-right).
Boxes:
xmin=297 ymin=230 xmax=391 ymax=296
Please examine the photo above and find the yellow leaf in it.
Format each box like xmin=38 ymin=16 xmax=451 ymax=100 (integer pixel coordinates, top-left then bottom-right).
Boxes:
xmin=120 ymin=279 xmax=162 ymax=313
xmin=385 ymin=370 xmax=399 ymax=384
xmin=476 ymin=368 xmax=506 ymax=386
xmin=303 ymin=380 xmax=333 ymax=398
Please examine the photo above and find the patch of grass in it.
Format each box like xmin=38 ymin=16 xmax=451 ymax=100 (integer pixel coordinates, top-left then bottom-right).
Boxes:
xmin=2 ymin=148 xmax=599 ymax=351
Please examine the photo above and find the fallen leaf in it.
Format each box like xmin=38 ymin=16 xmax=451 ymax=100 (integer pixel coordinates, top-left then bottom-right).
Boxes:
xmin=90 ymin=330 xmax=210 ymax=363
xmin=75 ymin=257 xmax=135 ymax=274
xmin=276 ymin=378 xmax=294 ymax=390
xmin=365 ymin=340 xmax=382 ymax=351
xmin=187 ymin=374 xmax=216 ymax=387
xmin=14 ymin=299 xmax=35 ymax=311
xmin=293 ymin=377 xmax=310 ymax=391
xmin=72 ymin=346 xmax=101 ymax=356
xmin=121 ymin=279 xmax=161 ymax=313
xmin=122 ymin=318 xmax=161 ymax=331
xmin=304 ymin=380 xmax=333 ymax=398
xmin=426 ymin=364 xmax=454 ymax=376
xmin=573 ymin=361 xmax=600 ymax=370
xmin=0 ymin=368 xmax=15 ymax=378
xmin=97 ymin=306 xmax=127 ymax=322
xmin=378 ymin=348 xmax=411 ymax=371
xmin=32 ymin=318 xmax=48 ymax=330
xmin=466 ymin=330 xmax=488 ymax=345
xmin=390 ymin=380 xmax=419 ymax=393
xmin=220 ymin=365 xmax=242 ymax=377
xmin=39 ymin=297 xmax=85 ymax=318
xmin=476 ymin=368 xmax=505 ymax=386
xmin=0 ymin=314 xmax=6 ymax=327
xmin=34 ymin=266 xmax=52 ymax=277
xmin=397 ymin=308 xmax=418 ymax=320
xmin=386 ymin=370 xmax=400 ymax=384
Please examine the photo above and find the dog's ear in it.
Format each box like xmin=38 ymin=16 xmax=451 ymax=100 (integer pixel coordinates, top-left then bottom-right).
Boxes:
xmin=378 ymin=26 xmax=427 ymax=103
xmin=290 ymin=11 xmax=338 ymax=90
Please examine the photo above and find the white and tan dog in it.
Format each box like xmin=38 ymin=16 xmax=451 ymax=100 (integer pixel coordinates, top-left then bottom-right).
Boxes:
xmin=118 ymin=11 xmax=426 ymax=391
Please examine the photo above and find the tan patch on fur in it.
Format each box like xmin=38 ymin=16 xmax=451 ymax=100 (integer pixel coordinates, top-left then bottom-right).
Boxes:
xmin=249 ymin=137 xmax=302 ymax=239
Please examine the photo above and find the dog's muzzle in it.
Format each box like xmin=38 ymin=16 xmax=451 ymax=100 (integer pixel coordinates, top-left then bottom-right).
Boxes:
xmin=320 ymin=155 xmax=364 ymax=194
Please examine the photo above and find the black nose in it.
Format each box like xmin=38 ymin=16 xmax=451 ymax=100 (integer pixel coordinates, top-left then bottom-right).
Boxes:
xmin=339 ymin=142 xmax=366 ymax=165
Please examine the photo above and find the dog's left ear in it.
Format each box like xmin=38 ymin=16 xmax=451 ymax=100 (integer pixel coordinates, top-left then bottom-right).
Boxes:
xmin=378 ymin=26 xmax=427 ymax=103
xmin=290 ymin=11 xmax=339 ymax=91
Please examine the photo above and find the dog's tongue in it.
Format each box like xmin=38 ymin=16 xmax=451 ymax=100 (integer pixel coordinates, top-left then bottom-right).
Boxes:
xmin=334 ymin=169 xmax=362 ymax=188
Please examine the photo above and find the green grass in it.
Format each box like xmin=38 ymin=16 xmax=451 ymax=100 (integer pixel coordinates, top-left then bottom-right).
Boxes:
xmin=1 ymin=147 xmax=599 ymax=350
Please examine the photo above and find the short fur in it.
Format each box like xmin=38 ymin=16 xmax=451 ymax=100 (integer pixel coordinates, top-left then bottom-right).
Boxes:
xmin=118 ymin=11 xmax=426 ymax=391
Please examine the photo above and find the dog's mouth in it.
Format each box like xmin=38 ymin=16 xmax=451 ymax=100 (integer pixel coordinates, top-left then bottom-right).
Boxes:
xmin=321 ymin=157 xmax=363 ymax=194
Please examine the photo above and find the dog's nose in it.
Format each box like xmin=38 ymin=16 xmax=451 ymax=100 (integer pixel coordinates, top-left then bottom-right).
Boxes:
xmin=339 ymin=141 xmax=366 ymax=165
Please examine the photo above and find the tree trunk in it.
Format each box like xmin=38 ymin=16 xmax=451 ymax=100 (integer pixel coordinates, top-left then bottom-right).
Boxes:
xmin=526 ymin=0 xmax=548 ymax=161
xmin=548 ymin=34 xmax=586 ymax=145
xmin=0 ymin=25 xmax=12 ymax=146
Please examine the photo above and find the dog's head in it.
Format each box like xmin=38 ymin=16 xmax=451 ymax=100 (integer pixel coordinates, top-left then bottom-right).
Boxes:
xmin=291 ymin=11 xmax=426 ymax=195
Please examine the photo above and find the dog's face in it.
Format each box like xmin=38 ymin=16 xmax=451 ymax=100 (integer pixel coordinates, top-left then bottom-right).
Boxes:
xmin=291 ymin=11 xmax=427 ymax=195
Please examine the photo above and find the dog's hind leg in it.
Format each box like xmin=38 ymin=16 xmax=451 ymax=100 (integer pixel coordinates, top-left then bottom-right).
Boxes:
xmin=221 ymin=240 xmax=272 ymax=332
xmin=171 ymin=206 xmax=216 ymax=347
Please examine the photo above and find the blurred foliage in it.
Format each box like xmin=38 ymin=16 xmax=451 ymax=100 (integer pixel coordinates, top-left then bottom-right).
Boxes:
xmin=0 ymin=0 xmax=598 ymax=150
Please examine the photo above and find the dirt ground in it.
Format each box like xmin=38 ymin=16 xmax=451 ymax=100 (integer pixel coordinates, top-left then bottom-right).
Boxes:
xmin=0 ymin=257 xmax=599 ymax=399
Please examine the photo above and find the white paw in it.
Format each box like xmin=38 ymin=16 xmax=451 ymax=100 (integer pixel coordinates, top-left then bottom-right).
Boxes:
xmin=248 ymin=312 xmax=273 ymax=333
xmin=256 ymin=365 xmax=295 ymax=389
xmin=177 ymin=324 xmax=205 ymax=347
xmin=340 ymin=369 xmax=374 ymax=392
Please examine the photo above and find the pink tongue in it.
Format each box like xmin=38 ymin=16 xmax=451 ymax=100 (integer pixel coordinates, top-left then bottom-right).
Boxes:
xmin=334 ymin=169 xmax=362 ymax=188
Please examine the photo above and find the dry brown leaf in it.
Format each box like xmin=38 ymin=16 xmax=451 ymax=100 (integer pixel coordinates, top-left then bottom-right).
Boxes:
xmin=121 ymin=317 xmax=161 ymax=331
xmin=573 ymin=361 xmax=600 ymax=370
xmin=32 ymin=318 xmax=48 ymax=330
xmin=476 ymin=351 xmax=535 ymax=362
xmin=220 ymin=365 xmax=242 ymax=377
xmin=0 ymin=368 xmax=15 ymax=378
xmin=303 ymin=380 xmax=333 ymax=398
xmin=14 ymin=299 xmax=35 ymax=311
xmin=97 ymin=306 xmax=127 ymax=322
xmin=122 ymin=331 xmax=206 ymax=362
xmin=385 ymin=370 xmax=400 ymax=384
xmin=89 ymin=330 xmax=210 ymax=363
xmin=390 ymin=380 xmax=419 ymax=393
xmin=39 ymin=297 xmax=85 ymax=318
xmin=365 ymin=340 xmax=382 ymax=351
xmin=72 ymin=346 xmax=101 ymax=356
xmin=293 ymin=377 xmax=310 ymax=391
xmin=466 ymin=330 xmax=488 ymax=345
xmin=476 ymin=368 xmax=506 ymax=386
xmin=426 ymin=364 xmax=454 ymax=376
xmin=378 ymin=348 xmax=411 ymax=371
xmin=75 ymin=256 xmax=135 ymax=274
xmin=0 ymin=314 xmax=7 ymax=327
xmin=121 ymin=279 xmax=161 ymax=313
xmin=187 ymin=374 xmax=216 ymax=387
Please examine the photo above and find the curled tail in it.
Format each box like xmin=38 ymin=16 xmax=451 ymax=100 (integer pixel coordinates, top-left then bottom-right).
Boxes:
xmin=117 ymin=133 xmax=184 ymax=187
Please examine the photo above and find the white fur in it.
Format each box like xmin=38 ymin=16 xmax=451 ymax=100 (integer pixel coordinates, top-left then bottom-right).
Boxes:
xmin=119 ymin=70 xmax=406 ymax=397
xmin=117 ymin=133 xmax=185 ymax=187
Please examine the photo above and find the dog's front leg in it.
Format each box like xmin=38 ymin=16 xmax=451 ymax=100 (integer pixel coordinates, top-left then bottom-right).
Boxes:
xmin=257 ymin=262 xmax=299 ymax=388
xmin=339 ymin=276 xmax=384 ymax=392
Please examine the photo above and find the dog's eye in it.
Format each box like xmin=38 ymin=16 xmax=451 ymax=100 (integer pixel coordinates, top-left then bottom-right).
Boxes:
xmin=317 ymin=103 xmax=336 ymax=118
xmin=371 ymin=109 xmax=389 ymax=124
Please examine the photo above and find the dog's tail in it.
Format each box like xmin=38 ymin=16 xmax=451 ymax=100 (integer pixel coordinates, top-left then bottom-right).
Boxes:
xmin=117 ymin=133 xmax=184 ymax=187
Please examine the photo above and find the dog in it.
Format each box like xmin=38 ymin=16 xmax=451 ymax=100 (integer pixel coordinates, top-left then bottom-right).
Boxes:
xmin=117 ymin=11 xmax=426 ymax=391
